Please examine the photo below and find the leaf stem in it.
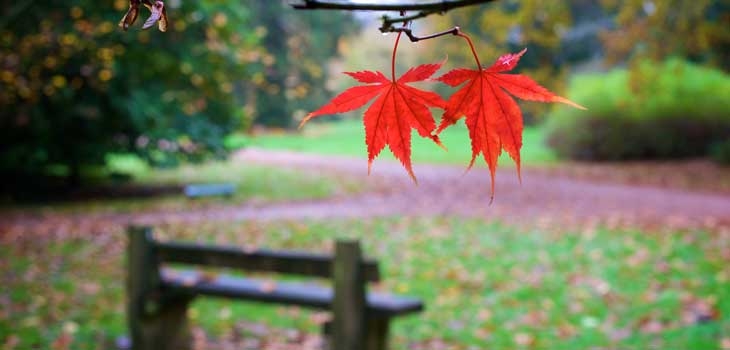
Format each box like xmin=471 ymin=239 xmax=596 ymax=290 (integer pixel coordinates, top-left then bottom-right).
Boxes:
xmin=458 ymin=32 xmax=482 ymax=71
xmin=392 ymin=31 xmax=402 ymax=82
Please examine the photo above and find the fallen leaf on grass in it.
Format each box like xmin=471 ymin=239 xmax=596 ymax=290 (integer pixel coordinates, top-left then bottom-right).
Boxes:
xmin=309 ymin=312 xmax=330 ymax=325
xmin=520 ymin=311 xmax=548 ymax=327
xmin=638 ymin=316 xmax=665 ymax=334
xmin=51 ymin=333 xmax=72 ymax=350
xmin=3 ymin=335 xmax=19 ymax=349
xmin=556 ymin=323 xmax=577 ymax=339
xmin=608 ymin=327 xmax=632 ymax=342
xmin=681 ymin=295 xmax=719 ymax=325
xmin=513 ymin=332 xmax=534 ymax=346
xmin=80 ymin=282 xmax=101 ymax=295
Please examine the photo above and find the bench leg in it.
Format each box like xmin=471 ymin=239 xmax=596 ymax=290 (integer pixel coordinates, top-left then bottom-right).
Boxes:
xmin=128 ymin=226 xmax=195 ymax=350
xmin=364 ymin=317 xmax=390 ymax=350
xmin=321 ymin=320 xmax=332 ymax=350
xmin=324 ymin=317 xmax=389 ymax=350
xmin=333 ymin=241 xmax=366 ymax=350
xmin=131 ymin=294 xmax=194 ymax=350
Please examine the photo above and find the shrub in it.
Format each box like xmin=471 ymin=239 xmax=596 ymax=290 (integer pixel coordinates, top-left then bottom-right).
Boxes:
xmin=545 ymin=59 xmax=730 ymax=161
xmin=711 ymin=139 xmax=730 ymax=165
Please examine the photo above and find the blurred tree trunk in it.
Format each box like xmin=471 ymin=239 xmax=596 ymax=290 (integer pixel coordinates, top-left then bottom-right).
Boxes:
xmin=250 ymin=0 xmax=291 ymax=128
xmin=68 ymin=157 xmax=81 ymax=188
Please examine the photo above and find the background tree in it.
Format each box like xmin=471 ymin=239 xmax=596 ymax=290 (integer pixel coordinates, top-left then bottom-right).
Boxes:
xmin=599 ymin=0 xmax=730 ymax=71
xmin=0 ymin=0 xmax=264 ymax=191
xmin=422 ymin=0 xmax=577 ymax=123
xmin=0 ymin=0 xmax=354 ymax=195
xmin=420 ymin=0 xmax=728 ymax=122
xmin=541 ymin=0 xmax=730 ymax=163
xmin=246 ymin=0 xmax=357 ymax=128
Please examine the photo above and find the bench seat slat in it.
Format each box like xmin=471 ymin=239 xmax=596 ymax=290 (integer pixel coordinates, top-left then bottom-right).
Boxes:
xmin=160 ymin=269 xmax=422 ymax=318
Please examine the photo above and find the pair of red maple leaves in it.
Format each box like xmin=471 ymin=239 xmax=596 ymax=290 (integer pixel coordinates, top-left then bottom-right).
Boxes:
xmin=300 ymin=31 xmax=585 ymax=201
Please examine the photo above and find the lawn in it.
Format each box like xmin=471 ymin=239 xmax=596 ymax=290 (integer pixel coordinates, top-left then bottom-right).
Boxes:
xmin=1 ymin=217 xmax=727 ymax=349
xmin=227 ymin=119 xmax=558 ymax=167
xmin=2 ymin=121 xmax=728 ymax=349
xmin=0 ymin=155 xmax=360 ymax=216
xmin=108 ymin=155 xmax=359 ymax=206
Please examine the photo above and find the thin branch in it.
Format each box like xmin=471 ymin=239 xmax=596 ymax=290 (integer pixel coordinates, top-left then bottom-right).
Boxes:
xmin=379 ymin=11 xmax=438 ymax=32
xmin=391 ymin=26 xmax=461 ymax=42
xmin=291 ymin=0 xmax=497 ymax=34
xmin=291 ymin=0 xmax=496 ymax=12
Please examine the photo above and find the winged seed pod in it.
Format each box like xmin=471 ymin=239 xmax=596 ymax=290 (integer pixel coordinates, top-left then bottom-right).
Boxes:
xmin=142 ymin=1 xmax=168 ymax=32
xmin=118 ymin=0 xmax=167 ymax=32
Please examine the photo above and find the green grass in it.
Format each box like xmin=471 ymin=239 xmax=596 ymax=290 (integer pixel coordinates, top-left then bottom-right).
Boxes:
xmin=108 ymin=153 xmax=358 ymax=202
xmin=227 ymin=119 xmax=558 ymax=167
xmin=2 ymin=217 xmax=728 ymax=349
xmin=2 ymin=155 xmax=359 ymax=215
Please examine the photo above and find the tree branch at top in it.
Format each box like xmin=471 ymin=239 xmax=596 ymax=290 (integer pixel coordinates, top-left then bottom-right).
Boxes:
xmin=291 ymin=0 xmax=498 ymax=32
xmin=290 ymin=0 xmax=496 ymax=11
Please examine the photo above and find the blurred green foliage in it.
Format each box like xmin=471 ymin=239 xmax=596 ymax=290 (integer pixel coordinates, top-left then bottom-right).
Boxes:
xmin=246 ymin=1 xmax=357 ymax=128
xmin=710 ymin=139 xmax=730 ymax=165
xmin=600 ymin=0 xmax=730 ymax=71
xmin=422 ymin=0 xmax=729 ymax=124
xmin=0 ymin=1 xmax=355 ymax=190
xmin=0 ymin=0 xmax=260 ymax=186
xmin=545 ymin=59 xmax=730 ymax=161
xmin=1 ymin=0 xmax=726 ymax=190
xmin=423 ymin=0 xmax=576 ymax=123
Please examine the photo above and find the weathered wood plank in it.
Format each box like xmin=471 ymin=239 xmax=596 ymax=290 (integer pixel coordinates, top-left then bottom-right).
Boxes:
xmin=333 ymin=240 xmax=366 ymax=350
xmin=159 ymin=268 xmax=423 ymax=317
xmin=365 ymin=317 xmax=390 ymax=350
xmin=127 ymin=226 xmax=192 ymax=350
xmin=183 ymin=183 xmax=235 ymax=198
xmin=155 ymin=241 xmax=381 ymax=281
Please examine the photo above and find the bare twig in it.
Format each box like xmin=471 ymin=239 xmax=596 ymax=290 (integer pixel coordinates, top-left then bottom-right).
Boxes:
xmin=379 ymin=11 xmax=440 ymax=32
xmin=391 ymin=26 xmax=461 ymax=42
xmin=291 ymin=0 xmax=497 ymax=34
xmin=291 ymin=0 xmax=496 ymax=12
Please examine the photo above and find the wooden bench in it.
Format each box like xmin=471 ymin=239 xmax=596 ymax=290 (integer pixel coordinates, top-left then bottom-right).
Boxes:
xmin=183 ymin=183 xmax=235 ymax=198
xmin=126 ymin=226 xmax=424 ymax=350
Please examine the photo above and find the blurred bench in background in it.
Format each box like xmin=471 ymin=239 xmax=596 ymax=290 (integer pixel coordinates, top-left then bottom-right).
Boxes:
xmin=124 ymin=226 xmax=424 ymax=350
xmin=183 ymin=183 xmax=235 ymax=199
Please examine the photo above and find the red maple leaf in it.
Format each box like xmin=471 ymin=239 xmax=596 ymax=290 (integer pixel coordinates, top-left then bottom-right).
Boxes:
xmin=300 ymin=33 xmax=446 ymax=182
xmin=437 ymin=45 xmax=585 ymax=201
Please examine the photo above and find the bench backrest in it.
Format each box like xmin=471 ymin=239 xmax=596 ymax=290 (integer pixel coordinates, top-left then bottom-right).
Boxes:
xmin=156 ymin=240 xmax=381 ymax=281
xmin=129 ymin=226 xmax=381 ymax=282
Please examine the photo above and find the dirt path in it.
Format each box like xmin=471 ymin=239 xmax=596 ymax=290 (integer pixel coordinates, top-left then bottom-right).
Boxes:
xmin=2 ymin=149 xmax=729 ymax=235
xmin=228 ymin=149 xmax=730 ymax=231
